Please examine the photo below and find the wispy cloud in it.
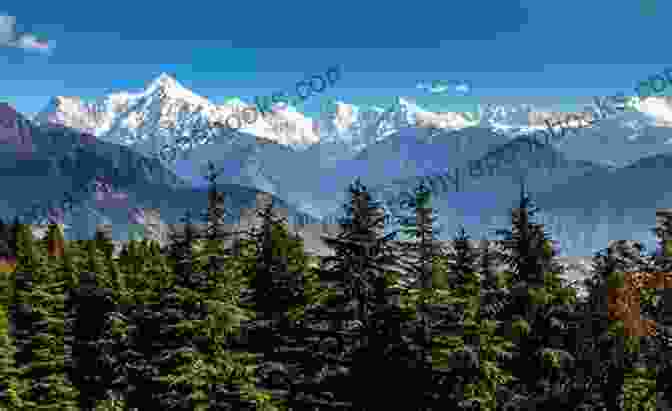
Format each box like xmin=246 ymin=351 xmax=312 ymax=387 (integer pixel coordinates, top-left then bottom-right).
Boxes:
xmin=0 ymin=13 xmax=54 ymax=54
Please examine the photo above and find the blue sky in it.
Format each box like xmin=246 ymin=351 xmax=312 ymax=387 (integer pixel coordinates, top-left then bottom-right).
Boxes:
xmin=1 ymin=0 xmax=672 ymax=119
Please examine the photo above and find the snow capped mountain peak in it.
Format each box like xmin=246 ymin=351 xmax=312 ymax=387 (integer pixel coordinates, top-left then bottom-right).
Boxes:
xmin=148 ymin=72 xmax=178 ymax=89
xmin=142 ymin=72 xmax=208 ymax=106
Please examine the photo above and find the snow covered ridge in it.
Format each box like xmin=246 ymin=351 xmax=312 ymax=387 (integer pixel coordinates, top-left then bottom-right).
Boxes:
xmin=151 ymin=65 xmax=344 ymax=162
xmin=522 ymin=67 xmax=672 ymax=147
xmin=244 ymin=65 xmax=343 ymax=126
xmin=33 ymin=68 xmax=672 ymax=161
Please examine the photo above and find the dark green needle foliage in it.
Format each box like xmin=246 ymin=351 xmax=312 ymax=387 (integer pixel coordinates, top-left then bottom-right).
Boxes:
xmin=0 ymin=304 xmax=22 ymax=409
xmin=446 ymin=226 xmax=479 ymax=290
xmin=0 ymin=218 xmax=12 ymax=259
xmin=9 ymin=268 xmax=79 ymax=410
xmin=395 ymin=182 xmax=444 ymax=291
xmin=234 ymin=195 xmax=329 ymax=410
xmin=308 ymin=178 xmax=423 ymax=410
xmin=66 ymin=271 xmax=118 ymax=410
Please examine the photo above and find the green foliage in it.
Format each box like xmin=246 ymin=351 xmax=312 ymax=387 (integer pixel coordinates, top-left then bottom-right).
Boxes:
xmin=512 ymin=317 xmax=531 ymax=338
xmin=13 ymin=272 xmax=80 ymax=409
xmin=528 ymin=286 xmax=552 ymax=305
xmin=607 ymin=271 xmax=626 ymax=289
xmin=94 ymin=398 xmax=127 ymax=411
xmin=540 ymin=348 xmax=561 ymax=369
xmin=13 ymin=222 xmax=40 ymax=274
xmin=1 ymin=178 xmax=668 ymax=410
xmin=543 ymin=271 xmax=578 ymax=306
xmin=622 ymin=365 xmax=656 ymax=411
xmin=0 ymin=304 xmax=22 ymax=409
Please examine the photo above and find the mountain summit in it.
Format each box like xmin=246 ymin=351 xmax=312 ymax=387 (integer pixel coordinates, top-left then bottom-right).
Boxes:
xmin=33 ymin=73 xmax=325 ymax=157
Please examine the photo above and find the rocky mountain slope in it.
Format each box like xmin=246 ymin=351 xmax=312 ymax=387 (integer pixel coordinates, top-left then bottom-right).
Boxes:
xmin=25 ymin=74 xmax=672 ymax=256
xmin=0 ymin=103 xmax=317 ymax=241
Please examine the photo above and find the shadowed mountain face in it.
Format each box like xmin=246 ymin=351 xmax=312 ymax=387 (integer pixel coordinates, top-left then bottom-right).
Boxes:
xmin=0 ymin=111 xmax=318 ymax=241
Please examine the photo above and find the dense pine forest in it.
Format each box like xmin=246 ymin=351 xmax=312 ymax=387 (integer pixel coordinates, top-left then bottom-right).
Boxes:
xmin=0 ymin=163 xmax=670 ymax=410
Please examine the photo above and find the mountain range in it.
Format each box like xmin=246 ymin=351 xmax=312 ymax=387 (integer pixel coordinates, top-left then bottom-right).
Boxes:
xmin=16 ymin=73 xmax=672 ymax=256
xmin=0 ymin=101 xmax=318 ymax=242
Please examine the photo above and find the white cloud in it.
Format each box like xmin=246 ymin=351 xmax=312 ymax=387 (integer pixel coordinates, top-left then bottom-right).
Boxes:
xmin=0 ymin=13 xmax=54 ymax=54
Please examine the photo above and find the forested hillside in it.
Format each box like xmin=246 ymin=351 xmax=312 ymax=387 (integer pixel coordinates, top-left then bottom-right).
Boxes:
xmin=0 ymin=163 xmax=669 ymax=410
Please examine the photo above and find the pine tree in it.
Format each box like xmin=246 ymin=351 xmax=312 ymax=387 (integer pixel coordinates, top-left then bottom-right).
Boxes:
xmin=492 ymin=181 xmax=588 ymax=409
xmin=94 ymin=226 xmax=115 ymax=262
xmin=494 ymin=179 xmax=551 ymax=289
xmin=196 ymin=161 xmax=239 ymax=275
xmin=67 ymin=271 xmax=118 ymax=410
xmin=477 ymin=236 xmax=511 ymax=321
xmin=446 ymin=226 xmax=479 ymax=289
xmin=395 ymin=182 xmax=443 ymax=291
xmin=10 ymin=269 xmax=80 ymax=409
xmin=167 ymin=210 xmax=199 ymax=284
xmin=13 ymin=220 xmax=40 ymax=274
xmin=653 ymin=209 xmax=672 ymax=271
xmin=0 ymin=218 xmax=11 ymax=259
xmin=305 ymin=178 xmax=405 ymax=408
xmin=0 ymin=304 xmax=22 ymax=409
xmin=8 ymin=217 xmax=20 ymax=260
xmin=236 ymin=197 xmax=328 ymax=410
xmin=244 ymin=198 xmax=308 ymax=317
xmin=86 ymin=239 xmax=104 ymax=275
xmin=122 ymin=206 xmax=260 ymax=410
xmin=318 ymin=178 xmax=399 ymax=330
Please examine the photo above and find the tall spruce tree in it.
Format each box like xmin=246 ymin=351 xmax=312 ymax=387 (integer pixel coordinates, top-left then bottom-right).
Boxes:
xmin=446 ymin=226 xmax=479 ymax=289
xmin=94 ymin=225 xmax=115 ymax=262
xmin=67 ymin=271 xmax=118 ymax=410
xmin=308 ymin=178 xmax=413 ymax=409
xmin=8 ymin=217 xmax=20 ymax=260
xmin=236 ymin=196 xmax=330 ymax=410
xmin=123 ymin=207 xmax=260 ymax=410
xmin=197 ymin=160 xmax=238 ymax=274
xmin=12 ymin=220 xmax=40 ymax=274
xmin=477 ymin=236 xmax=511 ymax=322
xmin=491 ymin=182 xmax=589 ymax=410
xmin=653 ymin=209 xmax=672 ymax=271
xmin=318 ymin=178 xmax=399 ymax=331
xmin=0 ymin=304 xmax=22 ymax=409
xmin=494 ymin=179 xmax=551 ymax=289
xmin=167 ymin=210 xmax=199 ymax=283
xmin=394 ymin=182 xmax=443 ymax=291
xmin=10 ymin=268 xmax=79 ymax=409
xmin=0 ymin=218 xmax=10 ymax=259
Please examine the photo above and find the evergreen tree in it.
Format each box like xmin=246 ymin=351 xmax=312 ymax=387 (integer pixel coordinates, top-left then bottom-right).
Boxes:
xmin=395 ymin=182 xmax=443 ymax=291
xmin=13 ymin=220 xmax=40 ymax=274
xmin=477 ymin=236 xmax=511 ymax=321
xmin=10 ymin=269 xmax=79 ymax=409
xmin=494 ymin=179 xmax=551 ymax=289
xmin=167 ymin=210 xmax=199 ymax=283
xmin=446 ymin=226 xmax=479 ymax=289
xmin=197 ymin=161 xmax=240 ymax=275
xmin=0 ymin=218 xmax=11 ymax=259
xmin=8 ymin=216 xmax=20 ymax=259
xmin=0 ymin=304 xmax=22 ymax=409
xmin=236 ymin=197 xmax=329 ymax=410
xmin=318 ymin=178 xmax=398 ymax=331
xmin=486 ymin=181 xmax=588 ymax=409
xmin=306 ymin=178 xmax=408 ymax=409
xmin=123 ymin=206 xmax=260 ymax=410
xmin=67 ymin=271 xmax=118 ymax=410
xmin=86 ymin=239 xmax=104 ymax=275
xmin=653 ymin=209 xmax=672 ymax=271
xmin=94 ymin=225 xmax=115 ymax=262
xmin=244 ymin=198 xmax=309 ymax=317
